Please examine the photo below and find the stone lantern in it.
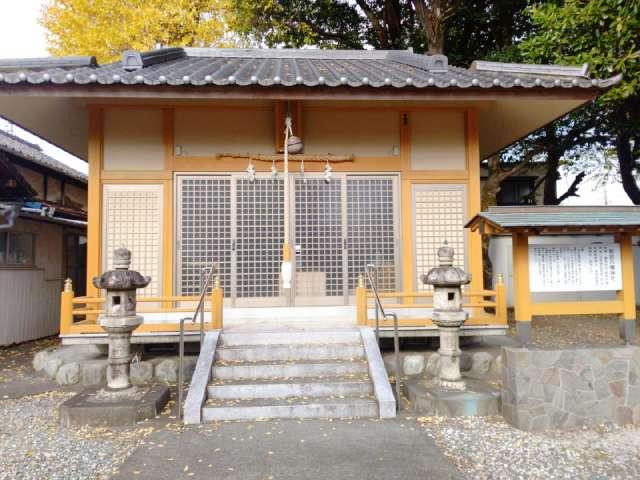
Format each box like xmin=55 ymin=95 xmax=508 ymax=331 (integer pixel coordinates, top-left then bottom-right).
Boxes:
xmin=421 ymin=242 xmax=471 ymax=391
xmin=93 ymin=248 xmax=150 ymax=394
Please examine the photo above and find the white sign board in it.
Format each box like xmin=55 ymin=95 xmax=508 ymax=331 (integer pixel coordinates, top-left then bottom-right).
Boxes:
xmin=529 ymin=244 xmax=622 ymax=292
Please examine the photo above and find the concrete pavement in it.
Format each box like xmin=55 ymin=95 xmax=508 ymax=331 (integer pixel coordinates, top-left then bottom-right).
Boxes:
xmin=112 ymin=417 xmax=462 ymax=480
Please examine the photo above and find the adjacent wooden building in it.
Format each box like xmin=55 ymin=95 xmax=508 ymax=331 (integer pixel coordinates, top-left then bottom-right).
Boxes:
xmin=0 ymin=129 xmax=87 ymax=345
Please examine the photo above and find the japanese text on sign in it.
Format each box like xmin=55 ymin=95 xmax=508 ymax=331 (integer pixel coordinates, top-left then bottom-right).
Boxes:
xmin=529 ymin=244 xmax=622 ymax=292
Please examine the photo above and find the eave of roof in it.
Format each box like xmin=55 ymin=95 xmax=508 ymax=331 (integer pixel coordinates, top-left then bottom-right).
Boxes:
xmin=0 ymin=47 xmax=621 ymax=92
xmin=0 ymin=130 xmax=87 ymax=183
xmin=466 ymin=206 xmax=640 ymax=235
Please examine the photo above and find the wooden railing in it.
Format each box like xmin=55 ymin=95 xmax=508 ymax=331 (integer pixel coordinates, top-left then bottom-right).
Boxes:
xmin=355 ymin=274 xmax=507 ymax=327
xmin=59 ymin=276 xmax=224 ymax=336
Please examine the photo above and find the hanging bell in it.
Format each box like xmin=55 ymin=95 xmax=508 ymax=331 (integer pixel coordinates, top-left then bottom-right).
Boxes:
xmin=287 ymin=135 xmax=304 ymax=154
xmin=271 ymin=160 xmax=278 ymax=178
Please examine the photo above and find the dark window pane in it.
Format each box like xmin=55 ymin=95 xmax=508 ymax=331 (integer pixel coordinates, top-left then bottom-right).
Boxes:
xmin=0 ymin=232 xmax=6 ymax=264
xmin=7 ymin=232 xmax=34 ymax=265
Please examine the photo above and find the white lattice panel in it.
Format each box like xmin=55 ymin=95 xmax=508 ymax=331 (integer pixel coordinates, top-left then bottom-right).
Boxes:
xmin=414 ymin=185 xmax=466 ymax=291
xmin=347 ymin=177 xmax=398 ymax=293
xmin=103 ymin=184 xmax=163 ymax=296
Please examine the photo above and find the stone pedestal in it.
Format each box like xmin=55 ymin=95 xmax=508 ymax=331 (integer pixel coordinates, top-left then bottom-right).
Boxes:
xmin=435 ymin=322 xmax=466 ymax=391
xmin=404 ymin=377 xmax=501 ymax=417
xmin=59 ymin=384 xmax=170 ymax=427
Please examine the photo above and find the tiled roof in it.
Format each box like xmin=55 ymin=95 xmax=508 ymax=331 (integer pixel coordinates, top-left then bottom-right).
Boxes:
xmin=0 ymin=130 xmax=87 ymax=183
xmin=0 ymin=48 xmax=621 ymax=91
xmin=466 ymin=206 xmax=640 ymax=231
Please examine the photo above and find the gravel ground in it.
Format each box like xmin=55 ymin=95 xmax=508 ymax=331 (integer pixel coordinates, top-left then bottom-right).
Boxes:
xmin=417 ymin=415 xmax=640 ymax=480
xmin=0 ymin=337 xmax=58 ymax=384
xmin=0 ymin=391 xmax=157 ymax=480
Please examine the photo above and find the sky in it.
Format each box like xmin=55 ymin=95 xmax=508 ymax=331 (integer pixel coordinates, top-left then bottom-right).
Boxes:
xmin=0 ymin=1 xmax=633 ymax=204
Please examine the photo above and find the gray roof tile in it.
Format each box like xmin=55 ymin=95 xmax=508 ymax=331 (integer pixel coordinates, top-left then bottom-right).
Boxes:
xmin=0 ymin=48 xmax=621 ymax=91
xmin=466 ymin=206 xmax=640 ymax=230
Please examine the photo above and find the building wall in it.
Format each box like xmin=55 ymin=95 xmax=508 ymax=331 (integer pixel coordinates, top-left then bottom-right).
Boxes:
xmin=92 ymin=103 xmax=482 ymax=304
xmin=303 ymin=109 xmax=399 ymax=156
xmin=411 ymin=111 xmax=466 ymax=170
xmin=0 ymin=218 xmax=64 ymax=345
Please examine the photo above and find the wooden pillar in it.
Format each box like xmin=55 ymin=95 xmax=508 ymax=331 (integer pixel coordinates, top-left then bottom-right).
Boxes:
xmin=617 ymin=232 xmax=636 ymax=343
xmin=512 ymin=232 xmax=532 ymax=344
xmin=211 ymin=275 xmax=224 ymax=330
xmin=60 ymin=278 xmax=74 ymax=335
xmin=356 ymin=274 xmax=368 ymax=326
xmin=86 ymin=107 xmax=103 ymax=297
xmin=400 ymin=112 xmax=413 ymax=299
xmin=495 ymin=273 xmax=507 ymax=325
xmin=465 ymin=109 xmax=483 ymax=318
xmin=162 ymin=108 xmax=174 ymax=308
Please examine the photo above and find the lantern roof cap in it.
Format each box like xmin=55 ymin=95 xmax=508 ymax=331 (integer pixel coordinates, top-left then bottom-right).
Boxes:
xmin=92 ymin=248 xmax=151 ymax=290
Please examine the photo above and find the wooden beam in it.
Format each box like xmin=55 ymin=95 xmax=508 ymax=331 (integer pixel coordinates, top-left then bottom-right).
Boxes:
xmin=465 ymin=109 xmax=483 ymax=299
xmin=101 ymin=170 xmax=172 ymax=180
xmin=86 ymin=106 xmax=103 ymax=297
xmin=512 ymin=232 xmax=532 ymax=342
xmin=163 ymin=108 xmax=174 ymax=171
xmin=618 ymin=232 xmax=636 ymax=319
xmin=400 ymin=111 xmax=410 ymax=172
xmin=218 ymin=153 xmax=354 ymax=162
xmin=530 ymin=300 xmax=625 ymax=316
xmin=174 ymin=155 xmax=401 ymax=172
xmin=401 ymin=178 xmax=413 ymax=296
xmin=162 ymin=108 xmax=175 ymax=302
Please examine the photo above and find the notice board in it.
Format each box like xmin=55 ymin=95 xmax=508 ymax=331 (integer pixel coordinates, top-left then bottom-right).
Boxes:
xmin=529 ymin=244 xmax=622 ymax=292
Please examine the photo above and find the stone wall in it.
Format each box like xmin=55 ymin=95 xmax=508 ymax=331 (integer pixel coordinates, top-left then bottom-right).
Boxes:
xmin=502 ymin=346 xmax=640 ymax=431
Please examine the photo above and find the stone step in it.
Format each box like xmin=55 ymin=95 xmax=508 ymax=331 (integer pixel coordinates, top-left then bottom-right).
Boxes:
xmin=215 ymin=343 xmax=365 ymax=363
xmin=201 ymin=397 xmax=378 ymax=421
xmin=212 ymin=360 xmax=369 ymax=380
xmin=220 ymin=329 xmax=361 ymax=347
xmin=207 ymin=377 xmax=373 ymax=400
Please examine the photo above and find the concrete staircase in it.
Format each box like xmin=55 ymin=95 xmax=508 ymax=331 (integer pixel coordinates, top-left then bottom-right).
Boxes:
xmin=184 ymin=327 xmax=395 ymax=423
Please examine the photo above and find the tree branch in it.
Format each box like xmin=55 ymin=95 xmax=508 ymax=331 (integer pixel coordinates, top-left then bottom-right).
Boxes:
xmin=556 ymin=171 xmax=586 ymax=204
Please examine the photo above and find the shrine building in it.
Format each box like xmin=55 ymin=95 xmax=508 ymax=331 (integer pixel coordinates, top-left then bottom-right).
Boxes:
xmin=0 ymin=48 xmax=620 ymax=343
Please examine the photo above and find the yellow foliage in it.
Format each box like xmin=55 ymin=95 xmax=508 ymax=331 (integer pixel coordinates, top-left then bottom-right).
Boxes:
xmin=40 ymin=0 xmax=237 ymax=63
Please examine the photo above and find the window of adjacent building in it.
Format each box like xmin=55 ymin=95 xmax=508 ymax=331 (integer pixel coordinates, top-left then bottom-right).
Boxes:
xmin=497 ymin=177 xmax=536 ymax=206
xmin=0 ymin=231 xmax=35 ymax=266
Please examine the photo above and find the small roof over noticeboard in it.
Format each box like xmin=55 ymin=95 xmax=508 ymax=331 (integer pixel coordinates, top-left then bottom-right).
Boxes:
xmin=466 ymin=206 xmax=640 ymax=235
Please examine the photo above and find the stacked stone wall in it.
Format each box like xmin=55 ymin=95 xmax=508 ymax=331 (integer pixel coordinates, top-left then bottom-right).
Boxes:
xmin=502 ymin=346 xmax=640 ymax=431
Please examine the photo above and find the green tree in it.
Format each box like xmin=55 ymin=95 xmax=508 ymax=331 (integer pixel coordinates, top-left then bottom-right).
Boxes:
xmin=519 ymin=0 xmax=640 ymax=203
xmin=231 ymin=0 xmax=529 ymax=57
xmin=41 ymin=0 xmax=235 ymax=63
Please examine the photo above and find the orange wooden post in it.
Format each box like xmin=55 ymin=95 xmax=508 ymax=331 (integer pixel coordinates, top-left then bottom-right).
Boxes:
xmin=617 ymin=233 xmax=636 ymax=343
xmin=211 ymin=274 xmax=224 ymax=330
xmin=356 ymin=274 xmax=368 ymax=326
xmin=60 ymin=278 xmax=74 ymax=335
xmin=495 ymin=273 xmax=507 ymax=325
xmin=512 ymin=232 xmax=532 ymax=344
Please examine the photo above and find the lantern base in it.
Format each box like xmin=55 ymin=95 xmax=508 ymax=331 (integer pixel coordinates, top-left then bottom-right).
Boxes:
xmin=403 ymin=377 xmax=501 ymax=417
xmin=59 ymin=384 xmax=169 ymax=427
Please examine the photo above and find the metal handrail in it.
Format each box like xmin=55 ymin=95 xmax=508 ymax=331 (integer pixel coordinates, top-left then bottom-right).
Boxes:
xmin=178 ymin=265 xmax=216 ymax=419
xmin=364 ymin=266 xmax=401 ymax=411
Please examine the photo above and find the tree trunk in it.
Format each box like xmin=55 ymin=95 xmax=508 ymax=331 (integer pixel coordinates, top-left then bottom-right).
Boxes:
xmin=542 ymin=150 xmax=560 ymax=205
xmin=412 ymin=0 xmax=446 ymax=54
xmin=617 ymin=131 xmax=640 ymax=205
xmin=481 ymin=156 xmax=504 ymax=290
